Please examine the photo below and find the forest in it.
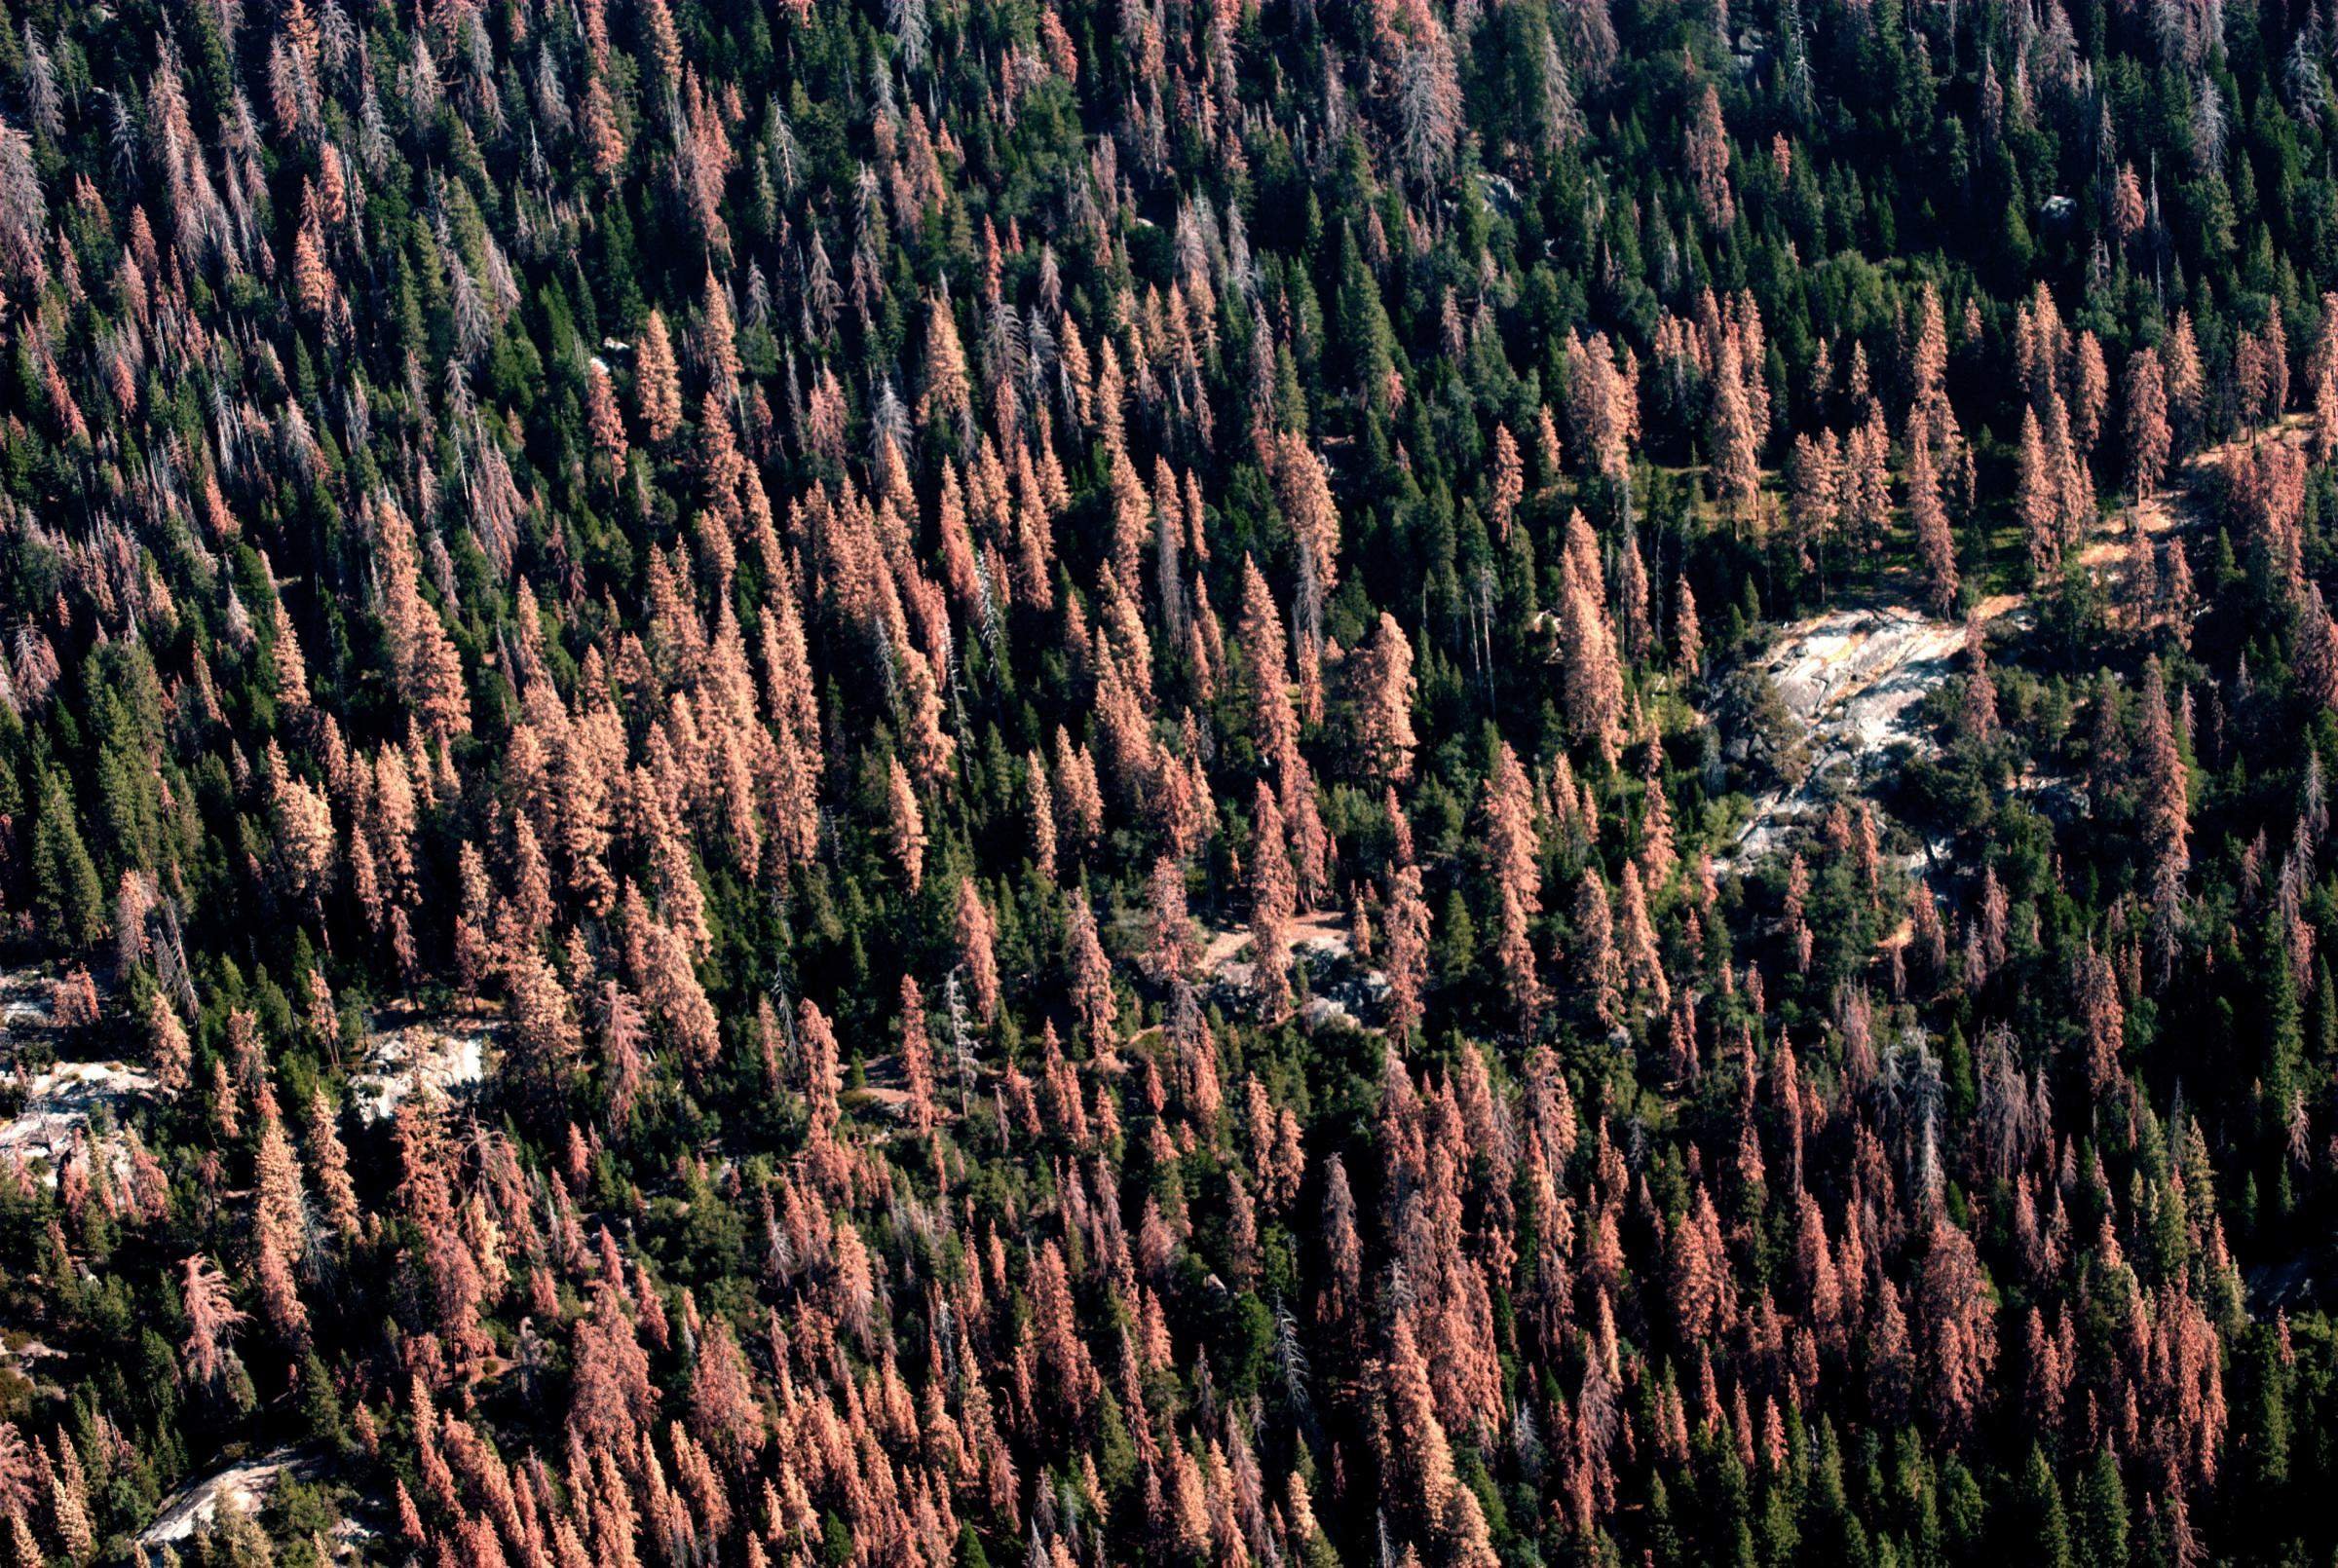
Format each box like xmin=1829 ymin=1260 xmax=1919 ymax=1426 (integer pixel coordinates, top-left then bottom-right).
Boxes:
xmin=2 ymin=0 xmax=2338 ymax=1559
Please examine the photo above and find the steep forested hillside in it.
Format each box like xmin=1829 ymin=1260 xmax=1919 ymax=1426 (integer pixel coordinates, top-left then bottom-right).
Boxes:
xmin=4 ymin=0 xmax=2338 ymax=1561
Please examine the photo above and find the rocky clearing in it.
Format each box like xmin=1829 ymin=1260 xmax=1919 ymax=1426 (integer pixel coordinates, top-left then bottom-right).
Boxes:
xmin=0 ymin=968 xmax=60 ymax=1037
xmin=1723 ymin=604 xmax=1972 ymax=867
xmin=0 ymin=1060 xmax=159 ymax=1176
xmin=135 ymin=1446 xmax=333 ymax=1555
xmin=347 ymin=1011 xmax=496 ymax=1123
xmin=1199 ymin=909 xmax=1390 ymax=1030
xmin=0 ymin=981 xmax=505 ymax=1181
xmin=1715 ymin=425 xmax=2256 ymax=875
xmin=0 ymin=968 xmax=154 ymax=1187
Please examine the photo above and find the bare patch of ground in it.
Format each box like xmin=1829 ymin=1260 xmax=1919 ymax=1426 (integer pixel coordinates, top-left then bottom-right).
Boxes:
xmin=1199 ymin=909 xmax=1350 ymax=974
xmin=348 ymin=1011 xmax=496 ymax=1123
xmin=1721 ymin=605 xmax=1968 ymax=866
xmin=1200 ymin=910 xmax=1389 ymax=1029
xmin=1716 ymin=424 xmax=2277 ymax=875
xmin=137 ymin=1446 xmax=325 ymax=1553
xmin=2075 ymin=503 xmax=2185 ymax=575
xmin=2075 ymin=422 xmax=2299 ymax=595
xmin=0 ymin=1061 xmax=159 ymax=1180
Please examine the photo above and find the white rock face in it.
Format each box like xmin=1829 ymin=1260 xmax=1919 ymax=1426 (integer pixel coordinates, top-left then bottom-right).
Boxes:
xmin=0 ymin=965 xmax=150 ymax=1187
xmin=1724 ymin=605 xmax=1972 ymax=866
xmin=1763 ymin=606 xmax=1967 ymax=748
xmin=0 ymin=1060 xmax=160 ymax=1176
xmin=0 ymin=968 xmax=57 ymax=1032
xmin=347 ymin=1017 xmax=493 ymax=1123
xmin=136 ymin=1447 xmax=321 ymax=1553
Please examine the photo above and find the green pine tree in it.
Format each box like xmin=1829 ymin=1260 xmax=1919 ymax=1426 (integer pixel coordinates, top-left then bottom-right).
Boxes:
xmin=30 ymin=773 xmax=104 ymax=951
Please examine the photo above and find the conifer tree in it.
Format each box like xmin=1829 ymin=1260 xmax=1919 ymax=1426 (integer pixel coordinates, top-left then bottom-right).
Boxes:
xmin=2128 ymin=347 xmax=2171 ymax=503
xmin=1483 ymin=743 xmax=1543 ymax=1017
xmin=1910 ymin=436 xmax=1960 ymax=615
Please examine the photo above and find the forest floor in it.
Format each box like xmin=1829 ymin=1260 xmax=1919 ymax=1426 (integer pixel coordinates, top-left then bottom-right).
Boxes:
xmin=1198 ymin=909 xmax=1349 ymax=975
xmin=2247 ymin=1247 xmax=2335 ymax=1314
